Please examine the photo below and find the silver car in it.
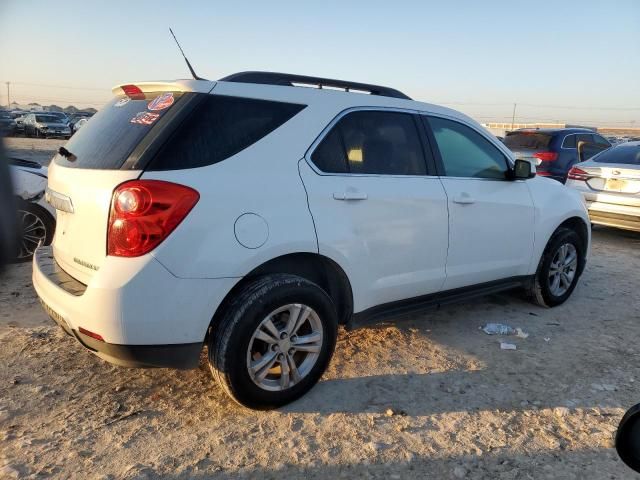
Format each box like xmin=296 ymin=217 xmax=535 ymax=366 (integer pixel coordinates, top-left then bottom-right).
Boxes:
xmin=566 ymin=141 xmax=640 ymax=232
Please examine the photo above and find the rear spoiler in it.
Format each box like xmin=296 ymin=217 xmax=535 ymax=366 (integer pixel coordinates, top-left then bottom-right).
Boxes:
xmin=112 ymin=79 xmax=215 ymax=97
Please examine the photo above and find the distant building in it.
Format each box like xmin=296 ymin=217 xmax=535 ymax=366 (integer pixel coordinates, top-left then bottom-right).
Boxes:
xmin=482 ymin=122 xmax=596 ymax=137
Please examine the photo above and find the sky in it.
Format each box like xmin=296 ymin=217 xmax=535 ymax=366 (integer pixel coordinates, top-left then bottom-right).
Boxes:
xmin=1 ymin=0 xmax=638 ymax=127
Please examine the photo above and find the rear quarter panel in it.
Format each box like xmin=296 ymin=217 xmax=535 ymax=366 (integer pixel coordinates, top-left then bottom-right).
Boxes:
xmin=526 ymin=176 xmax=591 ymax=274
xmin=141 ymin=103 xmax=337 ymax=279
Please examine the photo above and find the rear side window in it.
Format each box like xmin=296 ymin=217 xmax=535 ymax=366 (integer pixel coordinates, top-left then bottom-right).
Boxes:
xmin=593 ymin=134 xmax=611 ymax=146
xmin=504 ymin=132 xmax=553 ymax=150
xmin=576 ymin=133 xmax=593 ymax=145
xmin=428 ymin=116 xmax=508 ymax=179
xmin=55 ymin=92 xmax=184 ymax=169
xmin=148 ymin=95 xmax=306 ymax=171
xmin=562 ymin=134 xmax=576 ymax=148
xmin=311 ymin=111 xmax=427 ymax=175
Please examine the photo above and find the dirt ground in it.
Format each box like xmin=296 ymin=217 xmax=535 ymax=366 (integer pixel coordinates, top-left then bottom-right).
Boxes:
xmin=1 ymin=139 xmax=640 ymax=479
xmin=4 ymin=137 xmax=65 ymax=166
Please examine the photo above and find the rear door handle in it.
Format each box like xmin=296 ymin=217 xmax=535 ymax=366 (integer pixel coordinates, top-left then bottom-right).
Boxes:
xmin=452 ymin=193 xmax=475 ymax=205
xmin=333 ymin=191 xmax=368 ymax=201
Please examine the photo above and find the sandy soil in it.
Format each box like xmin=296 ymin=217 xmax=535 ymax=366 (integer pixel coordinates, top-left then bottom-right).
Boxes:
xmin=1 ymin=138 xmax=639 ymax=478
xmin=1 ymin=229 xmax=639 ymax=479
xmin=4 ymin=137 xmax=66 ymax=166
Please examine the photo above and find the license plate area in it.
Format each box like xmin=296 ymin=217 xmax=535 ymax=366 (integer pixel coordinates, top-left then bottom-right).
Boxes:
xmin=605 ymin=178 xmax=639 ymax=194
xmin=605 ymin=178 xmax=627 ymax=192
xmin=39 ymin=298 xmax=72 ymax=335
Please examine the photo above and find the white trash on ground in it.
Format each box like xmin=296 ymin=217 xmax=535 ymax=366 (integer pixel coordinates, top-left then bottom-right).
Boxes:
xmin=500 ymin=342 xmax=517 ymax=350
xmin=482 ymin=323 xmax=516 ymax=335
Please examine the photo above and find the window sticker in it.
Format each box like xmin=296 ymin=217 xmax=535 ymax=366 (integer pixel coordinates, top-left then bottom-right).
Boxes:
xmin=130 ymin=111 xmax=160 ymax=126
xmin=147 ymin=92 xmax=174 ymax=111
xmin=114 ymin=97 xmax=130 ymax=108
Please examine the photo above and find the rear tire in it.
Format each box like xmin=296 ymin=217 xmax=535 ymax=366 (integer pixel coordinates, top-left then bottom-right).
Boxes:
xmin=15 ymin=201 xmax=55 ymax=262
xmin=209 ymin=274 xmax=338 ymax=409
xmin=526 ymin=227 xmax=585 ymax=307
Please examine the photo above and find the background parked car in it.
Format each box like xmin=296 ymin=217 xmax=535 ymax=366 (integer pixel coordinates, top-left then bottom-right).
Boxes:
xmin=42 ymin=111 xmax=70 ymax=126
xmin=566 ymin=141 xmax=640 ymax=232
xmin=9 ymin=157 xmax=56 ymax=261
xmin=0 ymin=111 xmax=14 ymax=136
xmin=0 ymin=143 xmax=18 ymax=269
xmin=23 ymin=113 xmax=71 ymax=139
xmin=71 ymin=117 xmax=88 ymax=134
xmin=503 ymin=128 xmax=611 ymax=183
xmin=12 ymin=113 xmax=27 ymax=135
xmin=68 ymin=112 xmax=93 ymax=132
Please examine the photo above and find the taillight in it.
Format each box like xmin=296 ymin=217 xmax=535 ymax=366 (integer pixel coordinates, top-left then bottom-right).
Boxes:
xmin=533 ymin=151 xmax=558 ymax=162
xmin=107 ymin=180 xmax=199 ymax=257
xmin=121 ymin=84 xmax=145 ymax=100
xmin=567 ymin=167 xmax=591 ymax=181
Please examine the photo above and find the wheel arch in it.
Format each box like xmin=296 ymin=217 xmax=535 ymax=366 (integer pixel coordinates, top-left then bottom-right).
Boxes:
xmin=557 ymin=216 xmax=589 ymax=253
xmin=208 ymin=252 xmax=354 ymax=338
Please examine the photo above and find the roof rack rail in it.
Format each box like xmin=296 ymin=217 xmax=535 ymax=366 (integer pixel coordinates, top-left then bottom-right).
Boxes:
xmin=219 ymin=71 xmax=412 ymax=100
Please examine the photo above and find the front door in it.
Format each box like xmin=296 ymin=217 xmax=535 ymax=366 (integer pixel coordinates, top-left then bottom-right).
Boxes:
xmin=424 ymin=115 xmax=535 ymax=290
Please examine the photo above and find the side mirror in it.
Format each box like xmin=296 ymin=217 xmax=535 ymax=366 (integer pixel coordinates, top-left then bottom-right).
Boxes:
xmin=616 ymin=403 xmax=640 ymax=473
xmin=512 ymin=159 xmax=535 ymax=180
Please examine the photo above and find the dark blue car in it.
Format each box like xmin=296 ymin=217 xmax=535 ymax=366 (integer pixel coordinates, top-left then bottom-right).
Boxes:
xmin=503 ymin=128 xmax=611 ymax=183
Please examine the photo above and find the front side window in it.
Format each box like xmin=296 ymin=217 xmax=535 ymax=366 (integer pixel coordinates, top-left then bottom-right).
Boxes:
xmin=311 ymin=110 xmax=428 ymax=175
xmin=427 ymin=116 xmax=508 ymax=179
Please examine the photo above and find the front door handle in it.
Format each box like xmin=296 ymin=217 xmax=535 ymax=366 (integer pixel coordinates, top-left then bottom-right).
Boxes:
xmin=333 ymin=191 xmax=368 ymax=201
xmin=452 ymin=193 xmax=475 ymax=204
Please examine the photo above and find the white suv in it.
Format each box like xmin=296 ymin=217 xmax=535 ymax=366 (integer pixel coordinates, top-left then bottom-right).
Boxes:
xmin=33 ymin=72 xmax=590 ymax=409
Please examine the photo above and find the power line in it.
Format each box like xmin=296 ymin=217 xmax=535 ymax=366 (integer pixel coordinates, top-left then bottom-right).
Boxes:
xmin=5 ymin=81 xmax=109 ymax=92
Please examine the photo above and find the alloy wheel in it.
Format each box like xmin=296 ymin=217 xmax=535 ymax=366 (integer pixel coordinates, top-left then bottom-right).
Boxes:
xmin=17 ymin=209 xmax=47 ymax=260
xmin=548 ymin=243 xmax=578 ymax=296
xmin=246 ymin=303 xmax=324 ymax=392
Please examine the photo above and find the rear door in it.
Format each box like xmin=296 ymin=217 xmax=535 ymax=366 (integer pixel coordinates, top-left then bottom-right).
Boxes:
xmin=47 ymin=88 xmax=198 ymax=284
xmin=424 ymin=115 xmax=535 ymax=290
xmin=299 ymin=109 xmax=449 ymax=312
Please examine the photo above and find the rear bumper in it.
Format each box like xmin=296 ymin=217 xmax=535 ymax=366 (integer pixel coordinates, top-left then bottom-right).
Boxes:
xmin=586 ymin=201 xmax=640 ymax=232
xmin=32 ymin=245 xmax=238 ymax=368
xmin=44 ymin=305 xmax=201 ymax=368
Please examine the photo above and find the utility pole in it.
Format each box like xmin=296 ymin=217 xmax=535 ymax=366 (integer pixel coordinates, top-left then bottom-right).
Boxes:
xmin=5 ymin=82 xmax=10 ymax=109
xmin=511 ymin=103 xmax=517 ymax=131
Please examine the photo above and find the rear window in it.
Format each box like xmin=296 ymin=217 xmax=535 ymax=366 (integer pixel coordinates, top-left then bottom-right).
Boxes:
xmin=55 ymin=92 xmax=184 ymax=169
xmin=593 ymin=144 xmax=640 ymax=165
xmin=503 ymin=132 xmax=553 ymax=150
xmin=55 ymin=92 xmax=304 ymax=170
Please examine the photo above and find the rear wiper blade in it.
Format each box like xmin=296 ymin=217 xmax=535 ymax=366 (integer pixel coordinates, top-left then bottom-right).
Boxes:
xmin=58 ymin=147 xmax=77 ymax=162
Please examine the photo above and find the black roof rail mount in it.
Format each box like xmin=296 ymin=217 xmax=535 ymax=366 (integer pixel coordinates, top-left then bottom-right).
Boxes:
xmin=219 ymin=71 xmax=412 ymax=100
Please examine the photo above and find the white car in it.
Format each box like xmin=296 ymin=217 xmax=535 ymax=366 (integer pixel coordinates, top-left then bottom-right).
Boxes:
xmin=33 ymin=72 xmax=590 ymax=408
xmin=9 ymin=158 xmax=56 ymax=261
xmin=567 ymin=141 xmax=640 ymax=232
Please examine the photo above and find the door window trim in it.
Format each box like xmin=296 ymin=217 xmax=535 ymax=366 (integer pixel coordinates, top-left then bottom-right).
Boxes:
xmin=304 ymin=107 xmax=437 ymax=178
xmin=420 ymin=113 xmax=514 ymax=181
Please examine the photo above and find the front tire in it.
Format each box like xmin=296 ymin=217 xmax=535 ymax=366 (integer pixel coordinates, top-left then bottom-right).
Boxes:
xmin=526 ymin=227 xmax=585 ymax=307
xmin=209 ymin=274 xmax=338 ymax=409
